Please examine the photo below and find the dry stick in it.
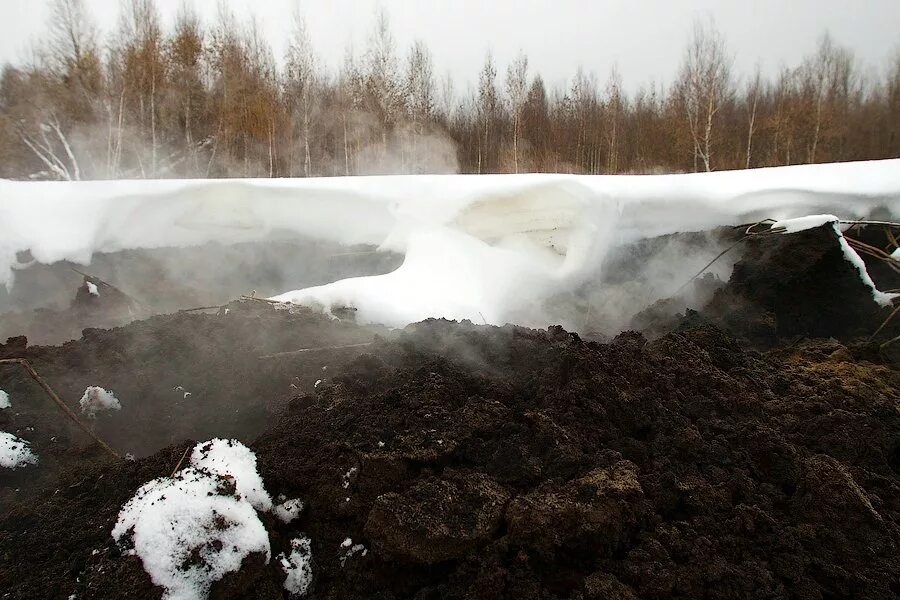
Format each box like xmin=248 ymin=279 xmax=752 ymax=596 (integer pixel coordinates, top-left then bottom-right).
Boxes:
xmin=258 ymin=342 xmax=373 ymax=360
xmin=870 ymin=303 xmax=900 ymax=341
xmin=0 ymin=358 xmax=119 ymax=459
xmin=885 ymin=227 xmax=899 ymax=251
xmin=846 ymin=239 xmax=900 ymax=274
xmin=69 ymin=267 xmax=146 ymax=308
xmin=674 ymin=236 xmax=748 ymax=296
xmin=880 ymin=332 xmax=900 ymax=350
xmin=177 ymin=305 xmax=224 ymax=313
xmin=240 ymin=295 xmax=282 ymax=305
xmin=170 ymin=445 xmax=191 ymax=477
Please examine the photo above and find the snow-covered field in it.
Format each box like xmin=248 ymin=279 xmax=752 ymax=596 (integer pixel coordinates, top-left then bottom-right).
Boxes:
xmin=2 ymin=159 xmax=898 ymax=328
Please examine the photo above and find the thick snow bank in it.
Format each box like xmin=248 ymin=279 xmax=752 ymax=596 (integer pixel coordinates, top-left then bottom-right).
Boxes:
xmin=3 ymin=160 xmax=899 ymax=328
xmin=112 ymin=439 xmax=273 ymax=600
xmin=0 ymin=432 xmax=38 ymax=469
xmin=79 ymin=387 xmax=121 ymax=417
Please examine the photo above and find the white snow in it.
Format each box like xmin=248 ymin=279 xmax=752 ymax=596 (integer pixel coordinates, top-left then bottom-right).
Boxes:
xmin=0 ymin=390 xmax=9 ymax=409
xmin=86 ymin=281 xmax=99 ymax=296
xmin=0 ymin=432 xmax=38 ymax=469
xmin=314 ymin=379 xmax=322 ymax=388
xmin=190 ymin=438 xmax=272 ymax=512
xmin=342 ymin=467 xmax=357 ymax=489
xmin=771 ymin=214 xmax=839 ymax=233
xmin=79 ymin=387 xmax=121 ymax=417
xmin=892 ymin=248 xmax=900 ymax=260
xmin=831 ymin=224 xmax=898 ymax=307
xmin=767 ymin=216 xmax=898 ymax=307
xmin=273 ymin=497 xmax=304 ymax=524
xmin=278 ymin=536 xmax=313 ymax=597
xmin=112 ymin=439 xmax=272 ymax=600
xmin=2 ymin=160 xmax=898 ymax=328
xmin=338 ymin=538 xmax=367 ymax=567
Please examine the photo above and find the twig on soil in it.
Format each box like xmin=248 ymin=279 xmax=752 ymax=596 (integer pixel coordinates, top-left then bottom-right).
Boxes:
xmin=258 ymin=342 xmax=373 ymax=359
xmin=880 ymin=332 xmax=900 ymax=350
xmin=240 ymin=295 xmax=282 ymax=305
xmin=170 ymin=445 xmax=191 ymax=477
xmin=870 ymin=303 xmax=900 ymax=341
xmin=177 ymin=305 xmax=224 ymax=313
xmin=674 ymin=236 xmax=748 ymax=296
xmin=0 ymin=358 xmax=120 ymax=459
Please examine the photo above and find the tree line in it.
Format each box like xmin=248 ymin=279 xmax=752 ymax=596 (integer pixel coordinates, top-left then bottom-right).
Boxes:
xmin=0 ymin=0 xmax=898 ymax=180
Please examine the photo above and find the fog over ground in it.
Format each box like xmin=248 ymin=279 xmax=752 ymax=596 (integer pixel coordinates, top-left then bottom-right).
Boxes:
xmin=1 ymin=0 xmax=898 ymax=92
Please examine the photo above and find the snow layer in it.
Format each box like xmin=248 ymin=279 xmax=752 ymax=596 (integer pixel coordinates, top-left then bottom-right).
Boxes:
xmin=112 ymin=439 xmax=272 ymax=600
xmin=831 ymin=224 xmax=898 ymax=307
xmin=0 ymin=390 xmax=9 ymax=409
xmin=79 ymin=387 xmax=121 ymax=417
xmin=2 ymin=160 xmax=899 ymax=328
xmin=771 ymin=214 xmax=839 ymax=233
xmin=278 ymin=536 xmax=313 ymax=596
xmin=0 ymin=432 xmax=38 ymax=469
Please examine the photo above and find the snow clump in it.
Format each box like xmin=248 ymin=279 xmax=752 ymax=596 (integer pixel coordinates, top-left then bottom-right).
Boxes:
xmin=112 ymin=439 xmax=274 ymax=600
xmin=273 ymin=496 xmax=305 ymax=524
xmin=0 ymin=390 xmax=10 ymax=409
xmin=0 ymin=432 xmax=38 ymax=469
xmin=79 ymin=387 xmax=121 ymax=417
xmin=278 ymin=536 xmax=313 ymax=596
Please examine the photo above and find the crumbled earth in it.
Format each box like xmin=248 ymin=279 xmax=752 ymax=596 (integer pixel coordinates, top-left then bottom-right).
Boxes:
xmin=0 ymin=225 xmax=898 ymax=599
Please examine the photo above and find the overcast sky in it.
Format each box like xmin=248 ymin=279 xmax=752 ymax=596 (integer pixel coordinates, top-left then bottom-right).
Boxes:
xmin=2 ymin=0 xmax=898 ymax=92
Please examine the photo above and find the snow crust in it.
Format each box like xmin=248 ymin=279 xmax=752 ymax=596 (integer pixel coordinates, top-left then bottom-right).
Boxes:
xmin=79 ymin=386 xmax=121 ymax=417
xmin=2 ymin=160 xmax=899 ymax=328
xmin=278 ymin=536 xmax=313 ymax=596
xmin=112 ymin=439 xmax=273 ymax=600
xmin=0 ymin=390 xmax=9 ymax=409
xmin=0 ymin=432 xmax=38 ymax=469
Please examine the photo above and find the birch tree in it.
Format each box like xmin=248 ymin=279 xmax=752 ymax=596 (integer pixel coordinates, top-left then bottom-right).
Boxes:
xmin=677 ymin=18 xmax=732 ymax=171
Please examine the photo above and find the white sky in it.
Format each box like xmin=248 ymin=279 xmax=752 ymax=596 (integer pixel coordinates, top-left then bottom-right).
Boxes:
xmin=1 ymin=0 xmax=898 ymax=93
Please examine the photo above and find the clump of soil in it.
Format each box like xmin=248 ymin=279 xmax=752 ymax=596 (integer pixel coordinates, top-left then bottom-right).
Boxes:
xmin=1 ymin=317 xmax=898 ymax=599
xmin=633 ymin=224 xmax=900 ymax=349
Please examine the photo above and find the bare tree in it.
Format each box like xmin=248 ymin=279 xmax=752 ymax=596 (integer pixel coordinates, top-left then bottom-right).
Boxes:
xmin=505 ymin=52 xmax=528 ymax=173
xmin=476 ymin=51 xmax=499 ymax=173
xmin=745 ymin=64 xmax=762 ymax=168
xmin=285 ymin=8 xmax=320 ymax=176
xmin=677 ymin=18 xmax=733 ymax=171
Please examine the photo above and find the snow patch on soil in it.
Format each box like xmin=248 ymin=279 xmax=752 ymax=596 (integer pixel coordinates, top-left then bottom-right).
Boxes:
xmin=79 ymin=387 xmax=121 ymax=417
xmin=0 ymin=432 xmax=38 ymax=469
xmin=278 ymin=536 xmax=313 ymax=596
xmin=0 ymin=390 xmax=9 ymax=409
xmin=273 ymin=497 xmax=304 ymax=524
xmin=112 ymin=439 xmax=275 ymax=600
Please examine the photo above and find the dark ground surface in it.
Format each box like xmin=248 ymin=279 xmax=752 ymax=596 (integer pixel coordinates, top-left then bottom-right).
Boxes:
xmin=0 ymin=224 xmax=898 ymax=599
